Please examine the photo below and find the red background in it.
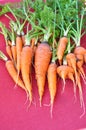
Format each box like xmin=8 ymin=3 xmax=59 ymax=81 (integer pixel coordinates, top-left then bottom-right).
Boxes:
xmin=0 ymin=1 xmax=86 ymax=130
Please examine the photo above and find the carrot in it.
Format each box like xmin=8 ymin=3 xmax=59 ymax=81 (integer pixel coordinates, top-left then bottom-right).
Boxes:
xmin=21 ymin=45 xmax=33 ymax=104
xmin=10 ymin=27 xmax=17 ymax=65
xmin=76 ymin=54 xmax=86 ymax=83
xmin=47 ymin=62 xmax=57 ymax=118
xmin=6 ymin=44 xmax=13 ymax=60
xmin=57 ymin=65 xmax=74 ymax=92
xmin=0 ymin=51 xmax=27 ymax=92
xmin=16 ymin=35 xmax=23 ymax=75
xmin=35 ymin=42 xmax=52 ymax=106
xmin=56 ymin=37 xmax=68 ymax=65
xmin=7 ymin=40 xmax=12 ymax=46
xmin=66 ymin=53 xmax=78 ymax=85
xmin=11 ymin=45 xmax=17 ymax=64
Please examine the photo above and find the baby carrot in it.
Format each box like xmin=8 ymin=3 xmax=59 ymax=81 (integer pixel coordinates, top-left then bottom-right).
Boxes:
xmin=47 ymin=62 xmax=57 ymax=118
xmin=21 ymin=45 xmax=33 ymax=105
xmin=35 ymin=42 xmax=52 ymax=106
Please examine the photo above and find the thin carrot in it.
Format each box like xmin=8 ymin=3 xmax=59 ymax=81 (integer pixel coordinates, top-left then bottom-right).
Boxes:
xmin=11 ymin=45 xmax=17 ymax=64
xmin=76 ymin=54 xmax=86 ymax=83
xmin=0 ymin=51 xmax=27 ymax=92
xmin=21 ymin=45 xmax=33 ymax=105
xmin=16 ymin=35 xmax=23 ymax=74
xmin=7 ymin=40 xmax=12 ymax=46
xmin=9 ymin=26 xmax=17 ymax=65
xmin=6 ymin=44 xmax=13 ymax=60
xmin=57 ymin=37 xmax=68 ymax=65
xmin=47 ymin=62 xmax=57 ymax=118
xmin=35 ymin=42 xmax=52 ymax=106
xmin=66 ymin=53 xmax=78 ymax=85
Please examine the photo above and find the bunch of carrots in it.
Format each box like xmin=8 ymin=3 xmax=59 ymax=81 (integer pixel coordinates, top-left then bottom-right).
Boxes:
xmin=0 ymin=0 xmax=86 ymax=118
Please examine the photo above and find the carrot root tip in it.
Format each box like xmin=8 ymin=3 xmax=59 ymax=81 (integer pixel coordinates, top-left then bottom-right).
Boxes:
xmin=50 ymin=103 xmax=53 ymax=119
xmin=43 ymin=103 xmax=50 ymax=107
xmin=61 ymin=79 xmax=66 ymax=94
xmin=24 ymin=92 xmax=29 ymax=105
xmin=26 ymin=101 xmax=32 ymax=111
xmin=13 ymin=84 xmax=18 ymax=89
xmin=39 ymin=97 xmax=42 ymax=107
xmin=32 ymin=97 xmax=36 ymax=107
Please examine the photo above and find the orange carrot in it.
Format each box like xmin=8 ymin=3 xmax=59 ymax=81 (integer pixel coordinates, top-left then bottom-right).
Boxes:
xmin=16 ymin=35 xmax=23 ymax=75
xmin=6 ymin=60 xmax=26 ymax=91
xmin=76 ymin=54 xmax=86 ymax=83
xmin=57 ymin=37 xmax=68 ymax=65
xmin=0 ymin=51 xmax=26 ymax=92
xmin=66 ymin=53 xmax=78 ymax=84
xmin=21 ymin=45 xmax=33 ymax=104
xmin=11 ymin=45 xmax=17 ymax=64
xmin=57 ymin=65 xmax=74 ymax=92
xmin=35 ymin=42 xmax=52 ymax=106
xmin=6 ymin=44 xmax=13 ymax=60
xmin=7 ymin=40 xmax=12 ymax=46
xmin=47 ymin=62 xmax=57 ymax=118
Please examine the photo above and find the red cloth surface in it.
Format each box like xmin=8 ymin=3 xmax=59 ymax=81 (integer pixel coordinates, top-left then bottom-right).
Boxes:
xmin=0 ymin=1 xmax=86 ymax=130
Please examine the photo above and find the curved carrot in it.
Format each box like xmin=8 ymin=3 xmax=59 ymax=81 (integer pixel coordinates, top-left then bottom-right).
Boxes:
xmin=57 ymin=65 xmax=74 ymax=92
xmin=76 ymin=54 xmax=86 ymax=83
xmin=21 ymin=46 xmax=33 ymax=104
xmin=57 ymin=37 xmax=68 ymax=65
xmin=47 ymin=62 xmax=57 ymax=118
xmin=35 ymin=42 xmax=52 ymax=106
xmin=66 ymin=53 xmax=78 ymax=84
xmin=6 ymin=60 xmax=26 ymax=91
xmin=0 ymin=51 xmax=26 ymax=92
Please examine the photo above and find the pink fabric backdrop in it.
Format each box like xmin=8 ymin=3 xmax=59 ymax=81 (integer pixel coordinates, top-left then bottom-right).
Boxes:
xmin=0 ymin=1 xmax=86 ymax=130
